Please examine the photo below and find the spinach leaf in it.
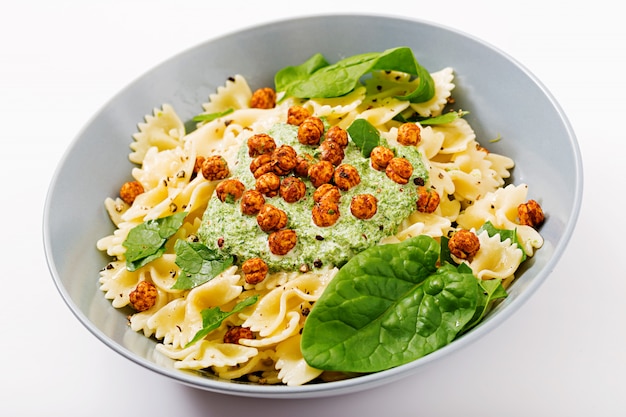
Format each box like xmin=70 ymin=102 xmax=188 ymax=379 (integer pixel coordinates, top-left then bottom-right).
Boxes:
xmin=346 ymin=118 xmax=380 ymax=157
xmin=122 ymin=212 xmax=187 ymax=271
xmin=301 ymin=235 xmax=478 ymax=373
xmin=172 ymin=239 xmax=234 ymax=290
xmin=185 ymin=295 xmax=258 ymax=348
xmin=462 ymin=278 xmax=508 ymax=333
xmin=275 ymin=47 xmax=435 ymax=103
xmin=192 ymin=108 xmax=234 ymax=122
xmin=478 ymin=221 xmax=527 ymax=261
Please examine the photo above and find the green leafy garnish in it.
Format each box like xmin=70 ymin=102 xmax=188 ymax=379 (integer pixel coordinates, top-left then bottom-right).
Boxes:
xmin=185 ymin=295 xmax=259 ymax=348
xmin=462 ymin=278 xmax=508 ymax=333
xmin=122 ymin=212 xmax=187 ymax=271
xmin=301 ymin=235 xmax=481 ymax=373
xmin=192 ymin=108 xmax=234 ymax=122
xmin=394 ymin=110 xmax=468 ymax=125
xmin=346 ymin=118 xmax=380 ymax=157
xmin=478 ymin=221 xmax=527 ymax=261
xmin=275 ymin=47 xmax=435 ymax=103
xmin=172 ymin=239 xmax=234 ymax=290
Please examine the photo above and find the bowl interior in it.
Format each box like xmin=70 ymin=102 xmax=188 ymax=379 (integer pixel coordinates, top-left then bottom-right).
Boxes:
xmin=43 ymin=13 xmax=582 ymax=398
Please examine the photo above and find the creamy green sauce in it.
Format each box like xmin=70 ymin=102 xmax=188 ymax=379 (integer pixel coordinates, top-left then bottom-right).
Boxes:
xmin=198 ymin=123 xmax=428 ymax=271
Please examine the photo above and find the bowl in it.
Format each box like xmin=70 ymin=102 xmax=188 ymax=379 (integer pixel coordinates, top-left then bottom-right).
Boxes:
xmin=43 ymin=13 xmax=583 ymax=398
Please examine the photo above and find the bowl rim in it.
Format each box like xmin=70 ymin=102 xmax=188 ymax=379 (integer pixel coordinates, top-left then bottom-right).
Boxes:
xmin=43 ymin=12 xmax=584 ymax=398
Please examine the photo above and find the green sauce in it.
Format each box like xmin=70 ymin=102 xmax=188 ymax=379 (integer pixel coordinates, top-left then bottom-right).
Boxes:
xmin=198 ymin=123 xmax=428 ymax=271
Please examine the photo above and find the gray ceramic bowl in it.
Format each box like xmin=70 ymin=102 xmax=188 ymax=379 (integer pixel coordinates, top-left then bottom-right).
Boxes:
xmin=44 ymin=14 xmax=583 ymax=398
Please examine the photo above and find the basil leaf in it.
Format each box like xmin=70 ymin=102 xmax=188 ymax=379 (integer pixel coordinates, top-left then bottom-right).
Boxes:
xmin=172 ymin=239 xmax=234 ymax=290
xmin=185 ymin=295 xmax=259 ymax=348
xmin=192 ymin=108 xmax=234 ymax=122
xmin=301 ymin=235 xmax=478 ymax=373
xmin=478 ymin=221 xmax=527 ymax=261
xmin=346 ymin=118 xmax=380 ymax=157
xmin=275 ymin=47 xmax=435 ymax=103
xmin=122 ymin=212 xmax=187 ymax=271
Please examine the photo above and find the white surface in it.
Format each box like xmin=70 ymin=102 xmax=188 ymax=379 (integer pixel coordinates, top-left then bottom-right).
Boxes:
xmin=2 ymin=1 xmax=623 ymax=416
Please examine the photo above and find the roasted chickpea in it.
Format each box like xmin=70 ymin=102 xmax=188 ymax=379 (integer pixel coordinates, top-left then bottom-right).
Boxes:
xmin=294 ymin=154 xmax=313 ymax=177
xmin=201 ymin=155 xmax=230 ymax=181
xmin=333 ymin=164 xmax=361 ymax=191
xmin=297 ymin=116 xmax=324 ymax=146
xmin=370 ymin=146 xmax=394 ymax=171
xmin=313 ymin=183 xmax=341 ymax=204
xmin=287 ymin=105 xmax=310 ymax=126
xmin=308 ymin=160 xmax=335 ymax=188
xmin=224 ymin=326 xmax=254 ymax=344
xmin=256 ymin=204 xmax=287 ymax=232
xmin=518 ymin=199 xmax=545 ymax=228
xmin=250 ymin=87 xmax=276 ymax=109
xmin=268 ymin=229 xmax=298 ymax=255
xmin=319 ymin=139 xmax=345 ymax=166
xmin=255 ymin=172 xmax=281 ymax=197
xmin=325 ymin=125 xmax=348 ymax=148
xmin=242 ymin=258 xmax=269 ymax=285
xmin=416 ymin=186 xmax=440 ymax=213
xmin=385 ymin=157 xmax=413 ymax=184
xmin=119 ymin=180 xmax=144 ymax=205
xmin=128 ymin=281 xmax=157 ymax=312
xmin=279 ymin=176 xmax=307 ymax=203
xmin=215 ymin=179 xmax=245 ymax=203
xmin=240 ymin=189 xmax=266 ymax=215
xmin=448 ymin=229 xmax=480 ymax=260
xmin=397 ymin=123 xmax=421 ymax=146
xmin=271 ymin=144 xmax=297 ymax=175
xmin=350 ymin=194 xmax=378 ymax=220
xmin=247 ymin=133 xmax=276 ymax=157
xmin=193 ymin=156 xmax=205 ymax=177
xmin=312 ymin=200 xmax=341 ymax=227
xmin=249 ymin=153 xmax=273 ymax=178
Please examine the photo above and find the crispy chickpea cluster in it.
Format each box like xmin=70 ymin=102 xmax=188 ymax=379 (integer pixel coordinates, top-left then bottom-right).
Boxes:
xmin=201 ymin=155 xmax=230 ymax=181
xmin=247 ymin=133 xmax=276 ymax=157
xmin=287 ymin=105 xmax=310 ymax=126
xmin=223 ymin=326 xmax=254 ymax=344
xmin=215 ymin=179 xmax=245 ymax=203
xmin=350 ymin=194 xmax=378 ymax=220
xmin=250 ymin=87 xmax=276 ymax=109
xmin=448 ymin=229 xmax=480 ymax=261
xmin=298 ymin=116 xmax=325 ymax=146
xmin=256 ymin=204 xmax=287 ymax=232
xmin=279 ymin=176 xmax=306 ymax=203
xmin=240 ymin=189 xmax=265 ymax=215
xmin=397 ymin=123 xmax=421 ymax=146
xmin=333 ymin=164 xmax=361 ymax=191
xmin=268 ymin=229 xmax=298 ymax=255
xmin=518 ymin=199 xmax=545 ymax=228
xmin=119 ymin=180 xmax=144 ymax=205
xmin=416 ymin=186 xmax=440 ymax=213
xmin=308 ymin=160 xmax=335 ymax=188
xmin=385 ymin=157 xmax=413 ymax=184
xmin=370 ymin=146 xmax=394 ymax=171
xmin=128 ymin=281 xmax=157 ymax=312
xmin=242 ymin=258 xmax=269 ymax=285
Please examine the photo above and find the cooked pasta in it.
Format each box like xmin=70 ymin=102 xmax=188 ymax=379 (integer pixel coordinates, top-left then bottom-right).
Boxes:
xmin=97 ymin=60 xmax=544 ymax=386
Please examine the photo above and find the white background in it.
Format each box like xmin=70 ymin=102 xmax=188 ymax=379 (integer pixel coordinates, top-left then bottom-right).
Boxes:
xmin=2 ymin=1 xmax=624 ymax=416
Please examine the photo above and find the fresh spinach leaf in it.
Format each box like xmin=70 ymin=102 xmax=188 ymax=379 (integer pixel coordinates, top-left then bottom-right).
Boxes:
xmin=122 ymin=212 xmax=187 ymax=271
xmin=192 ymin=108 xmax=234 ymax=122
xmin=301 ymin=235 xmax=479 ymax=373
xmin=185 ymin=295 xmax=259 ymax=348
xmin=346 ymin=118 xmax=380 ymax=157
xmin=172 ymin=239 xmax=234 ymax=290
xmin=462 ymin=278 xmax=508 ymax=333
xmin=275 ymin=47 xmax=435 ymax=103
xmin=478 ymin=221 xmax=527 ymax=261
xmin=394 ymin=110 xmax=468 ymax=125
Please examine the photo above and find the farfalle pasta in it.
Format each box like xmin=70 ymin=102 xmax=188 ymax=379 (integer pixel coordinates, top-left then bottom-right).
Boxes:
xmin=97 ymin=48 xmax=544 ymax=386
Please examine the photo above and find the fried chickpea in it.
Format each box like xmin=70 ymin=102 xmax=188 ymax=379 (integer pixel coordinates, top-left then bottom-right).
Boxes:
xmin=193 ymin=156 xmax=205 ymax=177
xmin=313 ymin=183 xmax=341 ymax=204
xmin=215 ymin=179 xmax=245 ymax=203
xmin=397 ymin=123 xmax=421 ymax=146
xmin=128 ymin=281 xmax=157 ymax=312
xmin=319 ymin=139 xmax=345 ymax=166
xmin=279 ymin=176 xmax=307 ymax=203
xmin=350 ymin=194 xmax=378 ymax=220
xmin=518 ymin=199 xmax=545 ymax=228
xmin=271 ymin=144 xmax=298 ymax=175
xmin=256 ymin=204 xmax=287 ymax=232
xmin=201 ymin=155 xmax=230 ymax=181
xmin=287 ymin=105 xmax=310 ymax=126
xmin=370 ymin=146 xmax=395 ymax=171
xmin=268 ymin=229 xmax=298 ymax=255
xmin=250 ymin=87 xmax=276 ymax=109
xmin=325 ymin=125 xmax=348 ymax=148
xmin=416 ymin=186 xmax=440 ymax=213
xmin=308 ymin=160 xmax=335 ymax=188
xmin=242 ymin=258 xmax=268 ymax=285
xmin=240 ymin=189 xmax=266 ymax=215
xmin=333 ymin=164 xmax=361 ymax=191
xmin=294 ymin=154 xmax=313 ymax=177
xmin=298 ymin=116 xmax=325 ymax=146
xmin=119 ymin=180 xmax=144 ymax=205
xmin=224 ymin=326 xmax=254 ymax=344
xmin=255 ymin=172 xmax=281 ymax=197
xmin=448 ymin=229 xmax=480 ymax=260
xmin=247 ymin=133 xmax=276 ymax=157
xmin=312 ymin=200 xmax=341 ymax=227
xmin=385 ymin=157 xmax=413 ymax=184
xmin=249 ymin=153 xmax=273 ymax=178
